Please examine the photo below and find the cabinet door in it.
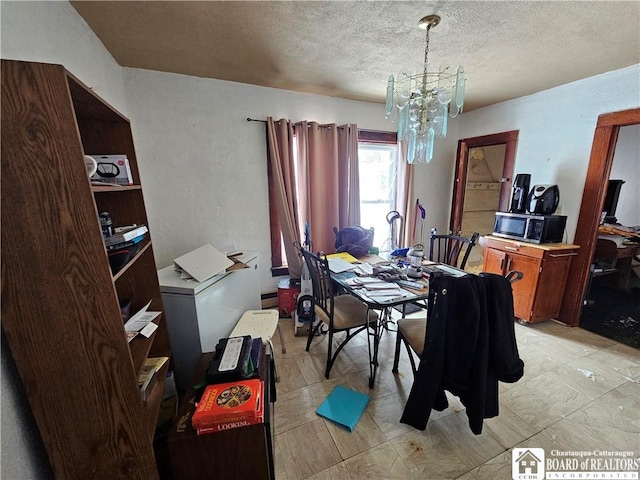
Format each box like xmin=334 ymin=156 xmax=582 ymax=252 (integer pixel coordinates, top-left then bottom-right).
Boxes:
xmin=483 ymin=247 xmax=506 ymax=275
xmin=530 ymin=254 xmax=572 ymax=322
xmin=508 ymin=253 xmax=541 ymax=321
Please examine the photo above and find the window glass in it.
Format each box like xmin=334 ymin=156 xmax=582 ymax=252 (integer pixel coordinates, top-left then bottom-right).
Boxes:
xmin=358 ymin=143 xmax=398 ymax=250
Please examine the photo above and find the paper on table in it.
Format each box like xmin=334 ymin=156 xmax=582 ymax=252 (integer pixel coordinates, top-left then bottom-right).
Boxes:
xmin=362 ymin=282 xmax=400 ymax=290
xmin=328 ymin=258 xmax=357 ymax=274
xmin=353 ymin=263 xmax=373 ymax=276
xmin=326 ymin=252 xmax=359 ymax=263
xmin=366 ymin=289 xmax=405 ymax=297
xmin=343 ymin=277 xmax=384 ymax=287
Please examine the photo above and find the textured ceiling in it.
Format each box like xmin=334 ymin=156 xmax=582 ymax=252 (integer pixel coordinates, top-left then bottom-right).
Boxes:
xmin=70 ymin=1 xmax=640 ymax=112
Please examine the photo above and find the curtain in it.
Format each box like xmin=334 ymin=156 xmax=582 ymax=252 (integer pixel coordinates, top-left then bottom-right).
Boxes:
xmin=267 ymin=118 xmax=361 ymax=270
xmin=394 ymin=150 xmax=415 ymax=246
xmin=294 ymin=122 xmax=360 ymax=254
xmin=266 ymin=117 xmax=302 ymax=278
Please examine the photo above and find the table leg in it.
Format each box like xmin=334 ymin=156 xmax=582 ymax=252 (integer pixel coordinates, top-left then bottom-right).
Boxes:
xmin=368 ymin=308 xmax=383 ymax=389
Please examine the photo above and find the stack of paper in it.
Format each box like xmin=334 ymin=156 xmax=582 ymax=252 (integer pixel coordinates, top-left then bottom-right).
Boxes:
xmin=327 ymin=257 xmax=357 ymax=274
xmin=342 ymin=276 xmax=410 ymax=302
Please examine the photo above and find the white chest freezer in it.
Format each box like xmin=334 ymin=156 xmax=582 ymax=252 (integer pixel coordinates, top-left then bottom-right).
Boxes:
xmin=158 ymin=250 xmax=260 ymax=391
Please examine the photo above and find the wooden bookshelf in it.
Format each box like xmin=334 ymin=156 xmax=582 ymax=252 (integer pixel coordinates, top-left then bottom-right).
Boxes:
xmin=1 ymin=59 xmax=169 ymax=479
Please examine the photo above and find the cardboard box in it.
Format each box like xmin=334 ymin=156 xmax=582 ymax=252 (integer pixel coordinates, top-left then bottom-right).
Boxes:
xmin=89 ymin=154 xmax=133 ymax=185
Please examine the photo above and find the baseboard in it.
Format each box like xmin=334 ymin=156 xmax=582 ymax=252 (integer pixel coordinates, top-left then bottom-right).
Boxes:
xmin=261 ymin=290 xmax=278 ymax=310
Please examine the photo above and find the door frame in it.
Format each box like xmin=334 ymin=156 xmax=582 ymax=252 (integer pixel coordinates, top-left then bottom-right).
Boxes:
xmin=450 ymin=130 xmax=519 ymax=234
xmin=559 ymin=107 xmax=640 ymax=326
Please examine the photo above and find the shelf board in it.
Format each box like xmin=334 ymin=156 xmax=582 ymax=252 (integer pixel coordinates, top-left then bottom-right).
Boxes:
xmin=144 ymin=361 xmax=171 ymax=442
xmin=92 ymin=184 xmax=142 ymax=193
xmin=112 ymin=241 xmax=152 ymax=282
xmin=129 ymin=314 xmax=164 ymax=374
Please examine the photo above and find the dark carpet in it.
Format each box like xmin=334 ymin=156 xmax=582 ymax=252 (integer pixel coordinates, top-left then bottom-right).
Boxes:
xmin=580 ymin=284 xmax=640 ymax=349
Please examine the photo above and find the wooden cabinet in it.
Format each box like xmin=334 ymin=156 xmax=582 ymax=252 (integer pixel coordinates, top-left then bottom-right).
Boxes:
xmin=1 ymin=60 xmax=169 ymax=479
xmin=482 ymin=236 xmax=579 ymax=323
xmin=167 ymin=352 xmax=276 ymax=480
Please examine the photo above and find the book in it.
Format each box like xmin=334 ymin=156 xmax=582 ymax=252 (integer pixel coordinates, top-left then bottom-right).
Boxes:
xmin=104 ymin=225 xmax=148 ymax=247
xmin=249 ymin=337 xmax=263 ymax=374
xmin=106 ymin=233 xmax=145 ymax=252
xmin=137 ymin=356 xmax=169 ymax=401
xmin=192 ymin=379 xmax=262 ymax=429
xmin=316 ymin=385 xmax=369 ymax=432
xmin=196 ymin=389 xmax=264 ymax=435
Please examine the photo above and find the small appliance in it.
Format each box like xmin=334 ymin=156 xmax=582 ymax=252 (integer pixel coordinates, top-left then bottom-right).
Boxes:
xmin=527 ymin=184 xmax=560 ymax=215
xmin=407 ymin=244 xmax=424 ymax=278
xmin=509 ymin=173 xmax=531 ymax=214
xmin=493 ymin=212 xmax=567 ymax=244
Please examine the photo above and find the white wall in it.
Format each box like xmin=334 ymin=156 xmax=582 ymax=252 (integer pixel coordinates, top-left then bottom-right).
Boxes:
xmin=609 ymin=125 xmax=640 ymax=227
xmin=1 ymin=1 xmax=127 ymax=114
xmin=123 ymin=68 xmax=392 ymax=292
xmin=457 ymin=64 xmax=640 ymax=242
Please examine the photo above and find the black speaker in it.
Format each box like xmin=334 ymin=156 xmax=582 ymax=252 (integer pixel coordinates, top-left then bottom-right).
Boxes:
xmin=510 ymin=173 xmax=531 ymax=213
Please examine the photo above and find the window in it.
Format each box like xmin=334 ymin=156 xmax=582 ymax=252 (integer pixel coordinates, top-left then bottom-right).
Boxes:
xmin=268 ymin=128 xmax=398 ymax=275
xmin=358 ymin=142 xmax=398 ymax=251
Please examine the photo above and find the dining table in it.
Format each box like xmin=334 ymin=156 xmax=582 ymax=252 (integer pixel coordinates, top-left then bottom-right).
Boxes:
xmin=329 ymin=253 xmax=468 ymax=387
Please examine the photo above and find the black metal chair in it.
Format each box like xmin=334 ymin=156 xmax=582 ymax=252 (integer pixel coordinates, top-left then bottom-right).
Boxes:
xmin=300 ymin=249 xmax=378 ymax=379
xmin=392 ymin=269 xmax=523 ymax=378
xmin=429 ymin=229 xmax=480 ymax=270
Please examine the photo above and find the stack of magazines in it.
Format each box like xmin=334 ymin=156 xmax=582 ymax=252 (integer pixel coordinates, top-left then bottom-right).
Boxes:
xmin=105 ymin=225 xmax=148 ymax=273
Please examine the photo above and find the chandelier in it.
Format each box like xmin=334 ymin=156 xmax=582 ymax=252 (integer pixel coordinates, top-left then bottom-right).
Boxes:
xmin=385 ymin=15 xmax=466 ymax=164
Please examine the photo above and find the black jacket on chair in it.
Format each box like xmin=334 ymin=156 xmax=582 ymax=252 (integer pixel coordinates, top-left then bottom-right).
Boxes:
xmin=400 ymin=273 xmax=524 ymax=434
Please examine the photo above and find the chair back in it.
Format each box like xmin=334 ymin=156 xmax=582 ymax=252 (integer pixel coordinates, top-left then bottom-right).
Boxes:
xmin=593 ymin=238 xmax=619 ymax=270
xmin=300 ymin=249 xmax=334 ymax=325
xmin=429 ymin=230 xmax=480 ymax=270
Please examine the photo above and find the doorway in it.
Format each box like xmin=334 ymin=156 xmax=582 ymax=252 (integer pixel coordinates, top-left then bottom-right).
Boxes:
xmin=559 ymin=107 xmax=640 ymax=329
xmin=450 ymin=131 xmax=519 ymax=268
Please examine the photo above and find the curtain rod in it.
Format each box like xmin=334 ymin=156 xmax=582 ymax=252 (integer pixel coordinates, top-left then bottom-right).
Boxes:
xmin=247 ymin=117 xmax=348 ymax=129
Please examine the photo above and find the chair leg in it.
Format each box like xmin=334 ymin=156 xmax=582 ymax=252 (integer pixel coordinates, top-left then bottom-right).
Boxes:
xmin=325 ymin=327 xmax=334 ymax=378
xmin=305 ymin=315 xmax=321 ymax=352
xmin=392 ymin=328 xmax=402 ymax=373
xmin=404 ymin=341 xmax=418 ymax=378
xmin=277 ymin=322 xmax=286 ymax=354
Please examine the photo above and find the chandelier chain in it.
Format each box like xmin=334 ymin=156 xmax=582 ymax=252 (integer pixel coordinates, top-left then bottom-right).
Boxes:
xmin=423 ymin=24 xmax=431 ymax=77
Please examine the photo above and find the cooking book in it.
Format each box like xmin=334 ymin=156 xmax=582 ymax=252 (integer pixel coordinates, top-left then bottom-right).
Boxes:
xmin=192 ymin=378 xmax=262 ymax=429
xmin=196 ymin=390 xmax=264 ymax=435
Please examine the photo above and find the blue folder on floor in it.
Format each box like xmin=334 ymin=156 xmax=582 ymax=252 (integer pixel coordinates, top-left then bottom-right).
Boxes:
xmin=316 ymin=385 xmax=370 ymax=431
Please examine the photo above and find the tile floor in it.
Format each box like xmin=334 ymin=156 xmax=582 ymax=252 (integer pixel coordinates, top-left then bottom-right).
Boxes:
xmin=268 ymin=314 xmax=640 ymax=479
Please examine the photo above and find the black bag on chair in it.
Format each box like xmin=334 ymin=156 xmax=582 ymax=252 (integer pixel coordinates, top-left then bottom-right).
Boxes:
xmin=333 ymin=226 xmax=374 ymax=258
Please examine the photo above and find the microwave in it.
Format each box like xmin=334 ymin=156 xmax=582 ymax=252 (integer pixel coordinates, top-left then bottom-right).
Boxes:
xmin=493 ymin=212 xmax=567 ymax=244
